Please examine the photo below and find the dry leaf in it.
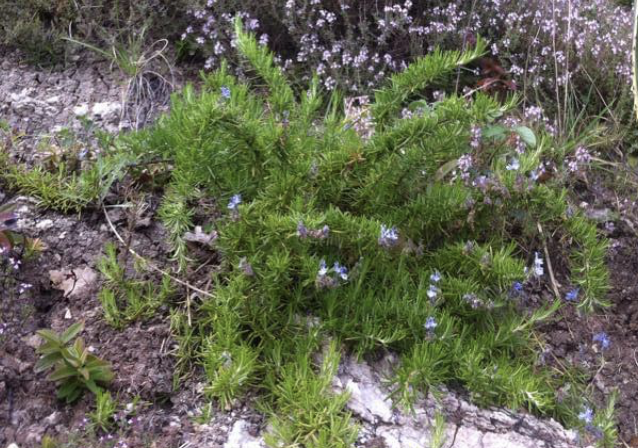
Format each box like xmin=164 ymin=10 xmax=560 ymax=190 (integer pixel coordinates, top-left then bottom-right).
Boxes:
xmin=49 ymin=267 xmax=98 ymax=299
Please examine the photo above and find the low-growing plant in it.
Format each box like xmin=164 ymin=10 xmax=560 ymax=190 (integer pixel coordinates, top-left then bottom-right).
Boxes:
xmin=112 ymin=19 xmax=610 ymax=444
xmin=97 ymin=242 xmax=176 ymax=327
xmin=0 ymin=0 xmax=190 ymax=67
xmin=89 ymin=389 xmax=118 ymax=432
xmin=35 ymin=321 xmax=114 ymax=403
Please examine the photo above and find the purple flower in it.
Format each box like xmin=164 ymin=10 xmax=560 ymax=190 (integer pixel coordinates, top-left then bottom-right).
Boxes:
xmin=565 ymin=288 xmax=579 ymax=301
xmin=470 ymin=125 xmax=482 ymax=149
xmin=512 ymin=281 xmax=523 ymax=292
xmin=297 ymin=221 xmax=308 ymax=238
xmin=578 ymin=407 xmax=594 ymax=424
xmin=430 ymin=270 xmax=442 ymax=283
xmin=378 ymin=225 xmax=399 ymax=248
xmin=227 ymin=194 xmax=242 ymax=210
xmin=593 ymin=332 xmax=610 ymax=350
xmin=239 ymin=257 xmax=254 ymax=276
xmin=221 ymin=86 xmax=231 ymax=99
xmin=309 ymin=224 xmax=330 ymax=239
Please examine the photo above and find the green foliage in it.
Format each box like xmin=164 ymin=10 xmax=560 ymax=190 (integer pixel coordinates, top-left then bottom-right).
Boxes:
xmin=0 ymin=135 xmax=133 ymax=213
xmin=89 ymin=389 xmax=118 ymax=432
xmin=429 ymin=410 xmax=448 ymax=448
xmin=97 ymin=242 xmax=175 ymax=327
xmin=262 ymin=341 xmax=358 ymax=448
xmin=111 ymin=23 xmax=609 ymax=439
xmin=0 ymin=0 xmax=190 ymax=66
xmin=35 ymin=321 xmax=114 ymax=403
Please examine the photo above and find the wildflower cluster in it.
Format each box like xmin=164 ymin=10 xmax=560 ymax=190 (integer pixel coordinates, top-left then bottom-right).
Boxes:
xmin=183 ymin=0 xmax=631 ymax=127
xmin=297 ymin=221 xmax=330 ymax=240
xmin=316 ymin=259 xmax=349 ymax=289
xmin=378 ymin=225 xmax=399 ymax=249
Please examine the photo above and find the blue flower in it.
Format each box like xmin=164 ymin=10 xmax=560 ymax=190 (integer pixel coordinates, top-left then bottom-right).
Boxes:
xmin=430 ymin=270 xmax=442 ymax=283
xmin=512 ymin=281 xmax=524 ymax=292
xmin=565 ymin=288 xmax=579 ymax=301
xmin=333 ymin=262 xmax=348 ymax=281
xmin=378 ymin=225 xmax=399 ymax=248
xmin=593 ymin=332 xmax=610 ymax=350
xmin=578 ymin=407 xmax=593 ymax=425
xmin=221 ymin=86 xmax=231 ymax=99
xmin=227 ymin=194 xmax=242 ymax=210
xmin=318 ymin=259 xmax=328 ymax=277
xmin=506 ymin=158 xmax=520 ymax=171
xmin=424 ymin=316 xmax=437 ymax=331
xmin=427 ymin=284 xmax=440 ymax=300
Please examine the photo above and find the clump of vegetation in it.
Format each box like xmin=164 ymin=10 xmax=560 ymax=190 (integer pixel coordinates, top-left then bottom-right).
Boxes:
xmin=103 ymin=20 xmax=611 ymax=445
xmin=0 ymin=0 xmax=190 ymax=66
xmin=97 ymin=242 xmax=176 ymax=328
xmin=35 ymin=321 xmax=114 ymax=403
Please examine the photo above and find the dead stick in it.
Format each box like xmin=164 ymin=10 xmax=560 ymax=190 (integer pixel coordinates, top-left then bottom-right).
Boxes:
xmin=537 ymin=222 xmax=561 ymax=298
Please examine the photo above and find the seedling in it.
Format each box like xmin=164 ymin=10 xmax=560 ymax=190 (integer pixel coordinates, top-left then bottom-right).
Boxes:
xmin=35 ymin=321 xmax=114 ymax=403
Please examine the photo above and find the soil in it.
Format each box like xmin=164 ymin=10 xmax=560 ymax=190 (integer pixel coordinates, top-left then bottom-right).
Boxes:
xmin=536 ymin=177 xmax=638 ymax=445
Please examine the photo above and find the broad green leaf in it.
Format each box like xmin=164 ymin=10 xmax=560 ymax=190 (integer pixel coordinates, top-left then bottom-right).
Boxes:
xmin=36 ymin=341 xmax=63 ymax=356
xmin=513 ymin=126 xmax=537 ymax=148
xmin=36 ymin=329 xmax=62 ymax=346
xmin=48 ymin=365 xmax=78 ymax=381
xmin=78 ymin=367 xmax=90 ymax=381
xmin=35 ymin=353 xmax=63 ymax=373
xmin=483 ymin=125 xmax=507 ymax=140
xmin=61 ymin=321 xmax=84 ymax=344
xmin=84 ymin=379 xmax=102 ymax=395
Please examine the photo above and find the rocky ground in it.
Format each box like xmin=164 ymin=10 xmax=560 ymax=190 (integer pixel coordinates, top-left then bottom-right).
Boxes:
xmin=2 ymin=50 xmax=637 ymax=448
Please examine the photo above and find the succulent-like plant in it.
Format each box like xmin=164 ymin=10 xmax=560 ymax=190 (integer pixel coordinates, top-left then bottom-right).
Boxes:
xmin=35 ymin=321 xmax=114 ymax=403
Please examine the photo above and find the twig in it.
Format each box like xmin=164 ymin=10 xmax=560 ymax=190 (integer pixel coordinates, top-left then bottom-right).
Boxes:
xmin=102 ymin=204 xmax=213 ymax=298
xmin=537 ymin=222 xmax=561 ymax=298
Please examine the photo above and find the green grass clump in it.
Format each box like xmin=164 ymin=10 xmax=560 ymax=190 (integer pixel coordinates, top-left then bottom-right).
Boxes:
xmin=108 ymin=20 xmax=609 ymax=446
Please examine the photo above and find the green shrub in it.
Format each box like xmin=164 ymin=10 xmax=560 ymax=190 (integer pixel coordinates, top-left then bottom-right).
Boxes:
xmin=112 ymin=20 xmax=608 ymax=444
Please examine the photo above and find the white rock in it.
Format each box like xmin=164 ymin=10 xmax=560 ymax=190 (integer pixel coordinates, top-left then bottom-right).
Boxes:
xmin=343 ymin=378 xmax=393 ymax=424
xmin=73 ymin=104 xmax=89 ymax=116
xmin=92 ymin=102 xmax=120 ymax=118
xmin=35 ymin=219 xmax=54 ymax=230
xmin=224 ymin=420 xmax=264 ymax=448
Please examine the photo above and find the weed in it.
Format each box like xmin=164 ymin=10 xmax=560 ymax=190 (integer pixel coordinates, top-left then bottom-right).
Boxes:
xmin=35 ymin=321 xmax=114 ymax=403
xmin=89 ymin=389 xmax=118 ymax=432
xmin=97 ymin=242 xmax=175 ymax=327
xmin=429 ymin=410 xmax=448 ymax=448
